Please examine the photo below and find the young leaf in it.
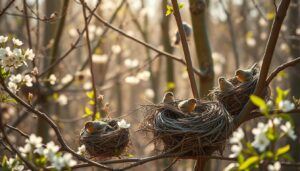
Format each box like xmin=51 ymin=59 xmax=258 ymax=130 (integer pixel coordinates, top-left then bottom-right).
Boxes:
xmin=250 ymin=95 xmax=268 ymax=114
xmin=239 ymin=156 xmax=259 ymax=170
xmin=86 ymin=91 xmax=94 ymax=99
xmin=178 ymin=2 xmax=185 ymax=9
xmin=166 ymin=5 xmax=173 ymax=16
xmin=275 ymin=144 xmax=290 ymax=158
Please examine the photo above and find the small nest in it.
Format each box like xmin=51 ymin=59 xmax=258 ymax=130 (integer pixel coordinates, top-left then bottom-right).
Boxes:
xmin=210 ymin=73 xmax=270 ymax=116
xmin=140 ymin=100 xmax=234 ymax=157
xmin=79 ymin=119 xmax=130 ymax=158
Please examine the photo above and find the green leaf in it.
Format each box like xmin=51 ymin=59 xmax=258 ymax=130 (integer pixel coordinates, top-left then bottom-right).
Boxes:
xmin=266 ymin=127 xmax=278 ymax=141
xmin=0 ymin=67 xmax=10 ymax=79
xmin=276 ymin=87 xmax=289 ymax=106
xmin=86 ymin=91 xmax=94 ymax=99
xmin=239 ymin=156 xmax=259 ymax=170
xmin=165 ymin=5 xmax=173 ymax=16
xmin=88 ymin=100 xmax=95 ymax=105
xmin=250 ymin=95 xmax=268 ymax=114
xmin=95 ymin=112 xmax=101 ymax=120
xmin=82 ymin=107 xmax=92 ymax=118
xmin=279 ymin=114 xmax=294 ymax=125
xmin=127 ymin=154 xmax=135 ymax=158
xmin=179 ymin=2 xmax=185 ymax=9
xmin=2 ymin=155 xmax=8 ymax=168
xmin=281 ymin=154 xmax=293 ymax=161
xmin=275 ymin=144 xmax=290 ymax=157
xmin=245 ymin=142 xmax=256 ymax=154
xmin=167 ymin=82 xmax=175 ymax=91
xmin=261 ymin=151 xmax=274 ymax=159
xmin=237 ymin=153 xmax=245 ymax=163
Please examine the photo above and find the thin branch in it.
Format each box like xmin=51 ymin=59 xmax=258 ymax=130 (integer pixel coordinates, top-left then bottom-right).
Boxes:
xmin=84 ymin=5 xmax=205 ymax=78
xmin=266 ymin=56 xmax=300 ymax=84
xmin=170 ymin=0 xmax=199 ymax=98
xmin=5 ymin=124 xmax=29 ymax=138
xmin=81 ymin=1 xmax=98 ymax=119
xmin=234 ymin=0 xmax=291 ymax=125
xmin=0 ymin=0 xmax=15 ymax=17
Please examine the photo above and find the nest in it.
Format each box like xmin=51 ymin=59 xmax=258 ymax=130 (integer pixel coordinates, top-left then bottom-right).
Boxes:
xmin=210 ymin=72 xmax=270 ymax=116
xmin=79 ymin=119 xmax=130 ymax=158
xmin=140 ymin=100 xmax=234 ymax=157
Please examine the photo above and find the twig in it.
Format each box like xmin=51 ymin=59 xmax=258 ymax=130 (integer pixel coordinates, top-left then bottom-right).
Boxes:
xmin=23 ymin=0 xmax=32 ymax=49
xmin=0 ymin=108 xmax=38 ymax=170
xmin=266 ymin=56 xmax=300 ymax=84
xmin=81 ymin=1 xmax=98 ymax=120
xmin=0 ymin=79 xmax=114 ymax=170
xmin=170 ymin=0 xmax=199 ymax=98
xmin=84 ymin=5 xmax=205 ymax=78
xmin=5 ymin=124 xmax=29 ymax=138
xmin=0 ymin=0 xmax=15 ymax=17
xmin=235 ymin=0 xmax=291 ymax=125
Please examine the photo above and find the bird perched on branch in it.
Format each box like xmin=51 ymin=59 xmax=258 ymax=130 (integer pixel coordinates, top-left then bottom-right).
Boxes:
xmin=218 ymin=77 xmax=235 ymax=92
xmin=162 ymin=91 xmax=175 ymax=104
xmin=173 ymin=22 xmax=193 ymax=46
xmin=178 ymin=98 xmax=197 ymax=113
xmin=235 ymin=63 xmax=258 ymax=83
xmin=84 ymin=121 xmax=112 ymax=134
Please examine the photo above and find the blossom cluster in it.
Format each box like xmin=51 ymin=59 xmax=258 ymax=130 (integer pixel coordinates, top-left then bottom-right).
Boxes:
xmin=8 ymin=74 xmax=33 ymax=93
xmin=2 ymin=134 xmax=85 ymax=171
xmin=0 ymin=36 xmax=35 ymax=71
xmin=225 ymin=88 xmax=297 ymax=171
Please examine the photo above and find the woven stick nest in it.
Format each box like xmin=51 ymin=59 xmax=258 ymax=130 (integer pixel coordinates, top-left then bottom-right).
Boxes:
xmin=140 ymin=100 xmax=234 ymax=157
xmin=209 ymin=71 xmax=270 ymax=116
xmin=79 ymin=119 xmax=130 ymax=158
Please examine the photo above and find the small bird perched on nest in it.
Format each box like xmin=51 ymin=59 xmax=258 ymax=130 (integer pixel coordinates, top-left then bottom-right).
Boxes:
xmin=235 ymin=63 xmax=258 ymax=83
xmin=162 ymin=91 xmax=175 ymax=103
xmin=84 ymin=121 xmax=113 ymax=134
xmin=178 ymin=98 xmax=197 ymax=113
xmin=218 ymin=77 xmax=235 ymax=92
xmin=173 ymin=22 xmax=193 ymax=46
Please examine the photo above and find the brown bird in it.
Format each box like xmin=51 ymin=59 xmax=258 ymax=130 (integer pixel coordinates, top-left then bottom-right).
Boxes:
xmin=235 ymin=63 xmax=257 ymax=82
xmin=84 ymin=121 xmax=112 ymax=134
xmin=178 ymin=98 xmax=197 ymax=113
xmin=218 ymin=77 xmax=235 ymax=92
xmin=162 ymin=92 xmax=175 ymax=103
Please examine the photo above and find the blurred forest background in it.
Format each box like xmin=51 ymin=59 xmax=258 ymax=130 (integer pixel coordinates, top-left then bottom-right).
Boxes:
xmin=0 ymin=0 xmax=299 ymax=170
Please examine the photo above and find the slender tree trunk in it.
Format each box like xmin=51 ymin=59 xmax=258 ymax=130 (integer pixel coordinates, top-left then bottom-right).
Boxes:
xmin=189 ymin=0 xmax=214 ymax=98
xmin=287 ymin=0 xmax=300 ymax=168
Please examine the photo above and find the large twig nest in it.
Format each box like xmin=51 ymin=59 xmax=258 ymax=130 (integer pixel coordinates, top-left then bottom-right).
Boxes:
xmin=79 ymin=119 xmax=130 ymax=158
xmin=140 ymin=100 xmax=234 ymax=157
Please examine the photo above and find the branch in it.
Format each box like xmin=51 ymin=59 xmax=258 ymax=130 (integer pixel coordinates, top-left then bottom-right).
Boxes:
xmin=84 ymin=5 xmax=205 ymax=78
xmin=171 ymin=0 xmax=199 ymax=98
xmin=266 ymin=56 xmax=300 ymax=84
xmin=81 ymin=1 xmax=98 ymax=120
xmin=0 ymin=0 xmax=15 ymax=17
xmin=234 ymin=0 xmax=291 ymax=126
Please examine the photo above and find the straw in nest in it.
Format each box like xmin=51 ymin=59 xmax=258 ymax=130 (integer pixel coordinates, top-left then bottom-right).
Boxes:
xmin=80 ymin=119 xmax=130 ymax=158
xmin=140 ymin=100 xmax=234 ymax=157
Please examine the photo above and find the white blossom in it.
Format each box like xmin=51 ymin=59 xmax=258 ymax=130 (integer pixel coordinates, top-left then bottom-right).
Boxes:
xmin=136 ymin=70 xmax=151 ymax=81
xmin=144 ymin=88 xmax=155 ymax=99
xmin=229 ymin=143 xmax=242 ymax=158
xmin=111 ymin=45 xmax=121 ymax=54
xmin=125 ymin=76 xmax=140 ymax=85
xmin=0 ymin=35 xmax=8 ymax=43
xmin=117 ymin=119 xmax=130 ymax=129
xmin=268 ymin=161 xmax=281 ymax=171
xmin=12 ymin=38 xmax=23 ymax=46
xmin=19 ymin=143 xmax=32 ymax=156
xmin=280 ymin=122 xmax=297 ymax=140
xmin=24 ymin=49 xmax=35 ymax=60
xmin=9 ymin=74 xmax=22 ymax=84
xmin=92 ymin=54 xmax=108 ymax=64
xmin=57 ymin=94 xmax=68 ymax=106
xmin=76 ymin=145 xmax=86 ymax=155
xmin=229 ymin=128 xmax=244 ymax=144
xmin=6 ymin=158 xmax=24 ymax=171
xmin=279 ymin=100 xmax=295 ymax=112
xmin=43 ymin=141 xmax=59 ymax=160
xmin=49 ymin=74 xmax=57 ymax=85
xmin=8 ymin=82 xmax=18 ymax=93
xmin=25 ymin=134 xmax=43 ymax=148
xmin=23 ymin=75 xmax=33 ymax=87
xmin=124 ymin=58 xmax=139 ymax=68
xmin=224 ymin=163 xmax=239 ymax=171
xmin=251 ymin=122 xmax=270 ymax=152
xmin=246 ymin=37 xmax=256 ymax=47
xmin=61 ymin=74 xmax=73 ymax=84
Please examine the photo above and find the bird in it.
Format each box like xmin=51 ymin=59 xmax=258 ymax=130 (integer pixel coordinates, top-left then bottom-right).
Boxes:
xmin=162 ymin=91 xmax=175 ymax=103
xmin=235 ymin=63 xmax=258 ymax=83
xmin=173 ymin=22 xmax=193 ymax=46
xmin=218 ymin=77 xmax=235 ymax=92
xmin=84 ymin=121 xmax=112 ymax=134
xmin=178 ymin=98 xmax=197 ymax=113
